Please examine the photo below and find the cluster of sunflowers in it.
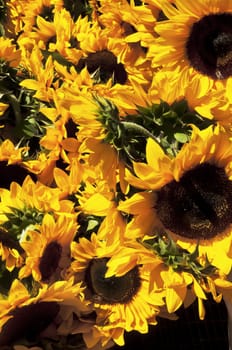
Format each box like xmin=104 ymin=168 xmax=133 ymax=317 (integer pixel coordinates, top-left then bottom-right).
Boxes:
xmin=0 ymin=0 xmax=232 ymax=349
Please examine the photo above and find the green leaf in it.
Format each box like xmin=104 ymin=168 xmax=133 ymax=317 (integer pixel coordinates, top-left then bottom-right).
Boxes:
xmin=174 ymin=132 xmax=189 ymax=143
xmin=86 ymin=219 xmax=99 ymax=231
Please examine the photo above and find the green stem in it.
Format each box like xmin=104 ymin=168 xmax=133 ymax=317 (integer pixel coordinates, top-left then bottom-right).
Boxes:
xmin=121 ymin=121 xmax=159 ymax=143
xmin=7 ymin=93 xmax=22 ymax=126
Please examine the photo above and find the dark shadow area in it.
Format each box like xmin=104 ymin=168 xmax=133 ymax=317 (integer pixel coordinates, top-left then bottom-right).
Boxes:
xmin=112 ymin=296 xmax=229 ymax=350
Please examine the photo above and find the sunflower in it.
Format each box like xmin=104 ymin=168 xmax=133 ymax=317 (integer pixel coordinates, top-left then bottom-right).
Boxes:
xmin=22 ymin=150 xmax=58 ymax=185
xmin=72 ymin=15 xmax=152 ymax=87
xmin=92 ymin=0 xmax=156 ymax=66
xmin=47 ymin=8 xmax=83 ymax=64
xmin=119 ymin=124 xmax=232 ymax=275
xmin=0 ymin=171 xmax=73 ymax=271
xmin=146 ymin=0 xmax=232 ymax=123
xmin=67 ymin=93 xmax=127 ymax=190
xmin=19 ymin=212 xmax=78 ymax=282
xmin=0 ymin=277 xmax=88 ymax=347
xmin=105 ymin=238 xmax=212 ymax=319
xmin=18 ymin=7 xmax=82 ymax=62
xmin=3 ymin=0 xmax=25 ymax=38
xmin=69 ymin=230 xmax=165 ymax=347
xmin=0 ymin=140 xmax=28 ymax=164
xmin=17 ymin=0 xmax=63 ymax=33
xmin=74 ymin=171 xmax=127 ymax=243
xmin=0 ymin=175 xmax=75 ymax=227
xmin=19 ymin=48 xmax=58 ymax=103
xmin=57 ymin=62 xmax=143 ymax=117
xmin=0 ymin=226 xmax=23 ymax=272
xmin=76 ymin=179 xmax=115 ymax=216
xmin=17 ymin=85 xmax=83 ymax=186
xmin=0 ymin=36 xmax=21 ymax=67
xmin=53 ymin=159 xmax=84 ymax=199
xmin=0 ymin=140 xmax=38 ymax=189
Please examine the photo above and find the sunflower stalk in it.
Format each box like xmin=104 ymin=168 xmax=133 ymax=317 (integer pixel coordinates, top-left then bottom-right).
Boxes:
xmin=5 ymin=92 xmax=22 ymax=126
xmin=121 ymin=121 xmax=160 ymax=143
xmin=0 ymin=0 xmax=7 ymax=36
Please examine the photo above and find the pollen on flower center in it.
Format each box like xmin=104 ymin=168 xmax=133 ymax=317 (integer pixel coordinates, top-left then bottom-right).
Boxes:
xmin=76 ymin=50 xmax=128 ymax=84
xmin=39 ymin=241 xmax=62 ymax=281
xmin=85 ymin=257 xmax=141 ymax=304
xmin=156 ymin=163 xmax=232 ymax=240
xmin=185 ymin=13 xmax=232 ymax=79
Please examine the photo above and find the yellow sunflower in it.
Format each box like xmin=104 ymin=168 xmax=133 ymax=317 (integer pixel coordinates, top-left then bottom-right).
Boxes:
xmin=105 ymin=238 xmax=215 ymax=320
xmin=22 ymin=150 xmax=58 ymax=185
xmin=18 ymin=7 xmax=81 ymax=61
xmin=76 ymin=179 xmax=115 ymax=216
xmin=92 ymin=0 xmax=156 ymax=66
xmin=57 ymin=62 xmax=142 ymax=117
xmin=69 ymin=231 xmax=165 ymax=347
xmin=47 ymin=8 xmax=83 ymax=63
xmin=17 ymin=0 xmax=63 ymax=33
xmin=0 ymin=175 xmax=75 ymax=227
xmin=67 ymin=93 xmax=127 ymax=190
xmin=146 ymin=0 xmax=232 ymax=123
xmin=0 ymin=139 xmax=28 ymax=164
xmin=0 ymin=226 xmax=23 ymax=271
xmin=19 ymin=213 xmax=78 ymax=282
xmin=20 ymin=46 xmax=57 ymax=102
xmin=3 ymin=0 xmax=25 ymax=38
xmin=0 ymin=140 xmax=39 ymax=189
xmin=19 ymin=87 xmax=83 ymax=186
xmin=72 ymin=16 xmax=151 ymax=86
xmin=0 ymin=36 xmax=21 ymax=67
xmin=119 ymin=124 xmax=232 ymax=275
xmin=0 ymin=277 xmax=88 ymax=347
xmin=53 ymin=159 xmax=84 ymax=199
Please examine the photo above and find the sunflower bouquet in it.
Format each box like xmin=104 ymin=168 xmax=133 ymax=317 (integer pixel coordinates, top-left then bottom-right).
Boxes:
xmin=0 ymin=0 xmax=232 ymax=349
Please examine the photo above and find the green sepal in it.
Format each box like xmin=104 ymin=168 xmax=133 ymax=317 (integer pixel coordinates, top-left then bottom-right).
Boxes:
xmin=141 ymin=234 xmax=217 ymax=281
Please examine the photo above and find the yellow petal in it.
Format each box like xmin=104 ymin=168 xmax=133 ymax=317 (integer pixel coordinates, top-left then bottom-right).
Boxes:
xmin=166 ymin=286 xmax=186 ymax=313
xmin=8 ymin=279 xmax=29 ymax=304
xmin=20 ymin=79 xmax=40 ymax=91
xmin=81 ymin=193 xmax=112 ymax=216
xmin=118 ymin=191 xmax=155 ymax=215
xmin=192 ymin=278 xmax=207 ymax=299
xmin=198 ymin=298 xmax=206 ymax=320
xmin=53 ymin=167 xmax=68 ymax=189
xmin=146 ymin=137 xmax=167 ymax=169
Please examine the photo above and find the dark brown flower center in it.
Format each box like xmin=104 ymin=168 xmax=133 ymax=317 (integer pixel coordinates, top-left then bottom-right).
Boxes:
xmin=0 ymin=301 xmax=59 ymax=346
xmin=76 ymin=50 xmax=128 ymax=84
xmin=85 ymin=257 xmax=141 ymax=304
xmin=186 ymin=13 xmax=232 ymax=79
xmin=156 ymin=163 xmax=232 ymax=239
xmin=39 ymin=241 xmax=62 ymax=281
